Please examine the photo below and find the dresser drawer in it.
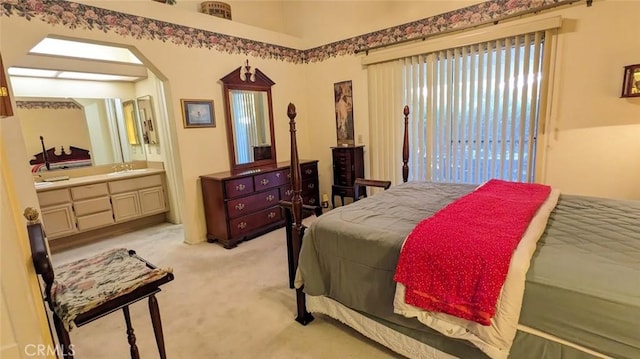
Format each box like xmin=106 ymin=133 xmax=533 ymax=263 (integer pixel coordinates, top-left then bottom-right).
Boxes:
xmin=254 ymin=169 xmax=289 ymax=190
xmin=38 ymin=188 xmax=71 ymax=207
xmin=303 ymin=192 xmax=319 ymax=206
xmin=74 ymin=196 xmax=112 ymax=216
xmin=300 ymin=163 xmax=318 ymax=180
xmin=229 ymin=206 xmax=282 ymax=238
xmin=227 ymin=188 xmax=279 ymax=219
xmin=280 ymin=179 xmax=316 ymax=201
xmin=76 ymin=210 xmax=115 ymax=231
xmin=109 ymin=174 xmax=162 ymax=194
xmin=71 ymin=182 xmax=109 ymax=200
xmin=224 ymin=177 xmax=254 ymax=199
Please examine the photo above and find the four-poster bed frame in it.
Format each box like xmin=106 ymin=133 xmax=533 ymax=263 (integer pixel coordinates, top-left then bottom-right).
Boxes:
xmin=284 ymin=103 xmax=411 ymax=324
xmin=281 ymin=103 xmax=640 ymax=359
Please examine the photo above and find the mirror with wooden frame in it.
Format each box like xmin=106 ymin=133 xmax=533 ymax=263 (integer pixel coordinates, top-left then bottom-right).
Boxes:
xmin=221 ymin=61 xmax=276 ymax=173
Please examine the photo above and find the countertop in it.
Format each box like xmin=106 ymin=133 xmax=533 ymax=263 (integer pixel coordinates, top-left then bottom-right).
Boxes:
xmin=34 ymin=168 xmax=165 ymax=192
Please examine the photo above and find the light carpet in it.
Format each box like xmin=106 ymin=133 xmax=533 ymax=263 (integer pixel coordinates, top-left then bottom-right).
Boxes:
xmin=51 ymin=221 xmax=402 ymax=358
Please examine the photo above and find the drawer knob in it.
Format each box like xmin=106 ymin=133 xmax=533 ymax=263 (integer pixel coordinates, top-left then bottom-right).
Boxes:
xmin=266 ymin=194 xmax=275 ymax=202
xmin=307 ymin=183 xmax=315 ymax=189
xmin=276 ymin=173 xmax=281 ymax=178
xmin=305 ymin=169 xmax=312 ymax=175
xmin=237 ymin=222 xmax=247 ymax=229
xmin=267 ymin=212 xmax=276 ymax=219
xmin=235 ymin=203 xmax=245 ymax=211
xmin=286 ymin=189 xmax=293 ymax=196
xmin=309 ymin=198 xmax=316 ymax=204
xmin=236 ymin=184 xmax=246 ymax=191
xmin=261 ymin=179 xmax=269 ymax=185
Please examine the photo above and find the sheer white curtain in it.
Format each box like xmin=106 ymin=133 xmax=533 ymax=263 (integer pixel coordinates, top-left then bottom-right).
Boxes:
xmin=367 ymin=26 xmax=556 ymax=184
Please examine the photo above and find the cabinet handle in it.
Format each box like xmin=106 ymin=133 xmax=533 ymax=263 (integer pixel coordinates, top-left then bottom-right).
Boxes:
xmin=267 ymin=212 xmax=276 ymax=219
xmin=307 ymin=183 xmax=315 ymax=189
xmin=237 ymin=222 xmax=247 ymax=229
xmin=261 ymin=179 xmax=269 ymax=185
xmin=287 ymin=173 xmax=291 ymax=179
xmin=236 ymin=184 xmax=246 ymax=191
xmin=309 ymin=198 xmax=316 ymax=204
xmin=286 ymin=189 xmax=293 ymax=196
xmin=276 ymin=172 xmax=281 ymax=178
xmin=266 ymin=194 xmax=275 ymax=202
xmin=305 ymin=169 xmax=313 ymax=175
xmin=235 ymin=203 xmax=245 ymax=211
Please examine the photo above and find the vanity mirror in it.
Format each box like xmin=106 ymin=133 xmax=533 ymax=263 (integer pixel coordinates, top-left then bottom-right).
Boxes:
xmin=17 ymin=97 xmax=147 ymax=173
xmin=221 ymin=61 xmax=276 ymax=173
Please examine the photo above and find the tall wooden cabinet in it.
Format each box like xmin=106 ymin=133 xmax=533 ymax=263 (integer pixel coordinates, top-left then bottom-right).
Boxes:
xmin=200 ymin=160 xmax=319 ymax=249
xmin=331 ymin=146 xmax=365 ymax=207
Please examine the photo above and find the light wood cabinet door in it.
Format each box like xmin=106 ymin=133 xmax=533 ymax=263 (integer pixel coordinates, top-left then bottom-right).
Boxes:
xmin=41 ymin=203 xmax=76 ymax=239
xmin=111 ymin=192 xmax=141 ymax=222
xmin=139 ymin=186 xmax=166 ymax=215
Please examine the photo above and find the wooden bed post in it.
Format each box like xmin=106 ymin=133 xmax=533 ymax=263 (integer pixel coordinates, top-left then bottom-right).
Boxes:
xmin=39 ymin=136 xmax=51 ymax=170
xmin=402 ymin=105 xmax=410 ymax=183
xmin=287 ymin=103 xmax=314 ymax=325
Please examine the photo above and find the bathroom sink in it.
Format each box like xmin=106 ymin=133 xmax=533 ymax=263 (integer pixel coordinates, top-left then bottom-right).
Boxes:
xmin=107 ymin=168 xmax=149 ymax=176
xmin=34 ymin=182 xmax=54 ymax=189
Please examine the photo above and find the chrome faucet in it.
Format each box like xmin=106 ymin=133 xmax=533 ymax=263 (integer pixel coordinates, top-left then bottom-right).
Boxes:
xmin=112 ymin=163 xmax=133 ymax=173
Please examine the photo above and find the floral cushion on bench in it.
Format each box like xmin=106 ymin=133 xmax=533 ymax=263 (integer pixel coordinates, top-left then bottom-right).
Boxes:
xmin=51 ymin=248 xmax=172 ymax=330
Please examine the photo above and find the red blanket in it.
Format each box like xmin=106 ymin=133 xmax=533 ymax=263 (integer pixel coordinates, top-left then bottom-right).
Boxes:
xmin=394 ymin=179 xmax=551 ymax=325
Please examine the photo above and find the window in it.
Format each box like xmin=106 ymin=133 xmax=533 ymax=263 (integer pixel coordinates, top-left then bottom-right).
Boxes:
xmin=406 ymin=32 xmax=544 ymax=184
xmin=367 ymin=27 xmax=555 ymax=185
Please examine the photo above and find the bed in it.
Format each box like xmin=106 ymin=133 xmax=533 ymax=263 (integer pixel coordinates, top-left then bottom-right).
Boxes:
xmin=283 ymin=104 xmax=640 ymax=359
xmin=29 ymin=136 xmax=92 ymax=173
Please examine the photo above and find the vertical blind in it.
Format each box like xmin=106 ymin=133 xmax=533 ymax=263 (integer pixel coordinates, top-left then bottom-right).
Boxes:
xmin=368 ymin=30 xmax=551 ymax=185
xmin=231 ymin=91 xmax=260 ymax=164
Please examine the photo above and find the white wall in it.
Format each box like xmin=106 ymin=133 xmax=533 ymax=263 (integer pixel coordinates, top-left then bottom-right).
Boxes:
xmin=539 ymin=0 xmax=640 ymax=199
xmin=1 ymin=116 xmax=56 ymax=359
xmin=18 ymin=105 xmax=91 ymax=162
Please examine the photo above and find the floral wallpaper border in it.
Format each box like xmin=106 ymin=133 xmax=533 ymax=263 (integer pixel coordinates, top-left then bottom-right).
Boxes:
xmin=1 ymin=0 xmax=575 ymax=63
xmin=16 ymin=100 xmax=82 ymax=110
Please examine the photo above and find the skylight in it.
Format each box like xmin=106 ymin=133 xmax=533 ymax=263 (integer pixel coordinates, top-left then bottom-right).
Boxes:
xmin=30 ymin=38 xmax=142 ymax=64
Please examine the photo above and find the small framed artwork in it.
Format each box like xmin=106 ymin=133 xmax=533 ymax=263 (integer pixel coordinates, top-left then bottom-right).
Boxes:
xmin=181 ymin=99 xmax=215 ymax=128
xmin=621 ymin=64 xmax=640 ymax=98
xmin=334 ymin=80 xmax=355 ymax=146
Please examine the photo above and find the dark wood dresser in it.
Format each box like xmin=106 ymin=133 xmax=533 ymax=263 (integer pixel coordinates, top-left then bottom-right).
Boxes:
xmin=331 ymin=146 xmax=365 ymax=207
xmin=200 ymin=160 xmax=319 ymax=248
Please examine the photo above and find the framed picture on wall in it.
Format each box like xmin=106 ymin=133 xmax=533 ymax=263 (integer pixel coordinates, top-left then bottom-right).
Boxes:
xmin=621 ymin=64 xmax=640 ymax=98
xmin=334 ymin=80 xmax=354 ymax=146
xmin=181 ymin=99 xmax=215 ymax=128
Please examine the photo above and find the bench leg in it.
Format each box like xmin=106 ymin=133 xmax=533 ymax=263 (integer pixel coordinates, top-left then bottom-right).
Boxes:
xmin=148 ymin=294 xmax=168 ymax=359
xmin=52 ymin=314 xmax=74 ymax=359
xmin=122 ymin=306 xmax=140 ymax=359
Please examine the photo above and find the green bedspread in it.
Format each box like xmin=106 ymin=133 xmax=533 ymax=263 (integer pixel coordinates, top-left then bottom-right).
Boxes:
xmin=298 ymin=181 xmax=640 ymax=359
